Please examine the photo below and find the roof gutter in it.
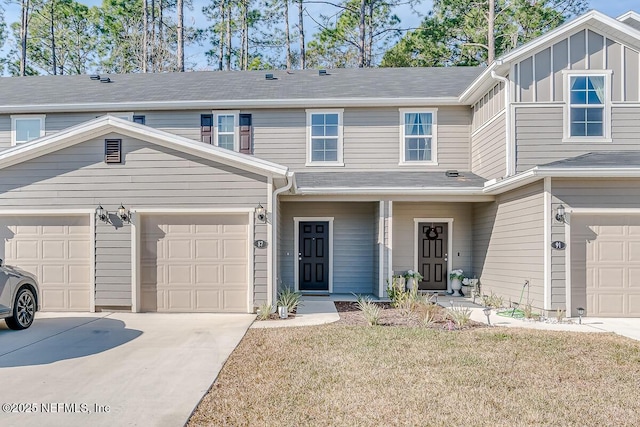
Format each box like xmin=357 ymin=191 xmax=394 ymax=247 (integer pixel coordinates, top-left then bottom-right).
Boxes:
xmin=294 ymin=187 xmax=487 ymax=196
xmin=0 ymin=97 xmax=463 ymax=114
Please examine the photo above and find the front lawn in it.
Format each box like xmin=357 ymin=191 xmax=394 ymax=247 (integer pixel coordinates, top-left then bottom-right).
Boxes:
xmin=189 ymin=326 xmax=640 ymax=426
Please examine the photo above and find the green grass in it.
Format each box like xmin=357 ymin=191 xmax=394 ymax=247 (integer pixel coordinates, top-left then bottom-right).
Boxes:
xmin=189 ymin=326 xmax=640 ymax=426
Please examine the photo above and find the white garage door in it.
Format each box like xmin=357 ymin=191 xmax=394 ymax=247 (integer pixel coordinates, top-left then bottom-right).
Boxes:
xmin=140 ymin=214 xmax=249 ymax=312
xmin=574 ymin=215 xmax=640 ymax=317
xmin=0 ymin=216 xmax=91 ymax=311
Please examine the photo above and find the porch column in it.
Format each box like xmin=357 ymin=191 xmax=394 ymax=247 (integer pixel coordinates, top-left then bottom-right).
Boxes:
xmin=377 ymin=200 xmax=393 ymax=297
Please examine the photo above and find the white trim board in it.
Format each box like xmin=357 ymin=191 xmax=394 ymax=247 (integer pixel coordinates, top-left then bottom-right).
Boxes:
xmin=413 ymin=218 xmax=454 ymax=294
xmin=293 ymin=217 xmax=334 ymax=293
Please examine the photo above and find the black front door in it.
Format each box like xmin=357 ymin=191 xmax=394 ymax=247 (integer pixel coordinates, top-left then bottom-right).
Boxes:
xmin=418 ymin=222 xmax=448 ymax=291
xmin=298 ymin=221 xmax=329 ymax=291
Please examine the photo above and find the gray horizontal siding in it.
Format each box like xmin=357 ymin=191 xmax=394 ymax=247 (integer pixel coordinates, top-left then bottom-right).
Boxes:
xmin=95 ymin=218 xmax=132 ymax=307
xmin=0 ymin=133 xmax=268 ymax=309
xmin=473 ymin=181 xmax=545 ymax=309
xmin=515 ymin=106 xmax=640 ymax=172
xmin=471 ymin=113 xmax=506 ymax=180
xmin=392 ymin=202 xmax=474 ymax=278
xmin=0 ymin=133 xmax=266 ymax=207
xmin=280 ymin=202 xmax=376 ymax=294
xmin=253 ymin=107 xmax=471 ymax=171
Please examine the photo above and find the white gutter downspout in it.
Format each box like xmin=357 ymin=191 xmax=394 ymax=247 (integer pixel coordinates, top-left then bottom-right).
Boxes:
xmin=270 ymin=171 xmax=294 ymax=305
xmin=491 ymin=70 xmax=513 ymax=177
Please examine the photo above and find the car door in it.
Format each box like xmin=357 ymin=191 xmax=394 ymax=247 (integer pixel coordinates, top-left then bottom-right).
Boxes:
xmin=0 ymin=266 xmax=15 ymax=316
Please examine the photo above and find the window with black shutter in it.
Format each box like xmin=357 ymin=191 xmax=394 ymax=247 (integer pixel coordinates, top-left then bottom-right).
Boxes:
xmin=239 ymin=113 xmax=252 ymax=154
xmin=133 ymin=115 xmax=145 ymax=124
xmin=105 ymin=139 xmax=122 ymax=164
xmin=201 ymin=114 xmax=213 ymax=144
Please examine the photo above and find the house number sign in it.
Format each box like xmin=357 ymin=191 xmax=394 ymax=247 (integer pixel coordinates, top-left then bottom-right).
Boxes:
xmin=254 ymin=240 xmax=268 ymax=249
xmin=551 ymin=241 xmax=566 ymax=250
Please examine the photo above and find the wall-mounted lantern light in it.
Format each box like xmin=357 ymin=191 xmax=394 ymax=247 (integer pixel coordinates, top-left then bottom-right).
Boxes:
xmin=118 ymin=204 xmax=130 ymax=223
xmin=97 ymin=204 xmax=109 ymax=223
xmin=555 ymin=204 xmax=566 ymax=223
xmin=256 ymin=203 xmax=266 ymax=223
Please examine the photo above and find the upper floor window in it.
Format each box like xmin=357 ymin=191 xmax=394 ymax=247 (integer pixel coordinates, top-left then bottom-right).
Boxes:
xmin=216 ymin=112 xmax=238 ymax=150
xmin=399 ymin=109 xmax=437 ymax=165
xmin=11 ymin=115 xmax=45 ymax=145
xmin=564 ymin=71 xmax=611 ymax=142
xmin=306 ymin=109 xmax=343 ymax=166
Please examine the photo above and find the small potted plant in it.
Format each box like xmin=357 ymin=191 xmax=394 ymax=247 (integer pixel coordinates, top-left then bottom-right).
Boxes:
xmin=449 ymin=269 xmax=466 ymax=297
xmin=404 ymin=270 xmax=423 ymax=292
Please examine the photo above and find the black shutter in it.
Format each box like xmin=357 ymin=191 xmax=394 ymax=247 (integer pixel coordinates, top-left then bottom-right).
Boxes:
xmin=239 ymin=113 xmax=252 ymax=154
xmin=201 ymin=114 xmax=213 ymax=144
xmin=105 ymin=139 xmax=122 ymax=164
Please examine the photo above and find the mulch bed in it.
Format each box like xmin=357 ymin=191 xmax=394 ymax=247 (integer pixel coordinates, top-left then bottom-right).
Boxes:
xmin=334 ymin=301 xmax=484 ymax=329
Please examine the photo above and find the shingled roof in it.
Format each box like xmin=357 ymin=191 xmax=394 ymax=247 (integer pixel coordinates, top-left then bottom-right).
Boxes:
xmin=0 ymin=67 xmax=483 ymax=110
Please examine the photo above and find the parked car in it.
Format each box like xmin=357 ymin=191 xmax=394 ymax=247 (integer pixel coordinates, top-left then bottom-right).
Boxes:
xmin=0 ymin=259 xmax=39 ymax=330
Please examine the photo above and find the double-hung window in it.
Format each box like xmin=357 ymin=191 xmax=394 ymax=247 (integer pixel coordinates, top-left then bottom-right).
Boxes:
xmin=11 ymin=115 xmax=46 ymax=145
xmin=400 ymin=109 xmax=437 ymax=164
xmin=564 ymin=72 xmax=611 ymax=141
xmin=306 ymin=110 xmax=343 ymax=165
xmin=213 ymin=111 xmax=239 ymax=151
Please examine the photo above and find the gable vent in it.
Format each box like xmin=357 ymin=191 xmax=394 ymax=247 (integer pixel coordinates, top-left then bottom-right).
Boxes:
xmin=105 ymin=139 xmax=122 ymax=164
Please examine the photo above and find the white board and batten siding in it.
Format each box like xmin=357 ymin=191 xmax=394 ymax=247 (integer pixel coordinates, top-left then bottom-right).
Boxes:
xmin=279 ymin=202 xmax=377 ymax=295
xmin=0 ymin=133 xmax=268 ymax=311
xmin=473 ymin=182 xmax=545 ymax=309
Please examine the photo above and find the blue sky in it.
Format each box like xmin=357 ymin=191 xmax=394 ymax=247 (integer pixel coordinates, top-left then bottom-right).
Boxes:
xmin=1 ymin=0 xmax=637 ymax=70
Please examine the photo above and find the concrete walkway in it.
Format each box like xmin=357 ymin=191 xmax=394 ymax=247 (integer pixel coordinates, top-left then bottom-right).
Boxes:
xmin=251 ymin=300 xmax=340 ymax=329
xmin=251 ymin=295 xmax=640 ymax=343
xmin=0 ymin=312 xmax=255 ymax=427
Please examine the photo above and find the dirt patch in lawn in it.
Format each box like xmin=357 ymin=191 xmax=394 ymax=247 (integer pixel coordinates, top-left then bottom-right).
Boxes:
xmin=334 ymin=301 xmax=483 ymax=329
xmin=189 ymin=326 xmax=640 ymax=426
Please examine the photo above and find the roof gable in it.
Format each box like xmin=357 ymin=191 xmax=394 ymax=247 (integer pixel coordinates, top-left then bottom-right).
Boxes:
xmin=460 ymin=10 xmax=640 ymax=103
xmin=0 ymin=116 xmax=289 ymax=178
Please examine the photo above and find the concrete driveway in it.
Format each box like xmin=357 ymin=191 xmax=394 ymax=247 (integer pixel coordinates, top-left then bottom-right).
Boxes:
xmin=0 ymin=311 xmax=255 ymax=427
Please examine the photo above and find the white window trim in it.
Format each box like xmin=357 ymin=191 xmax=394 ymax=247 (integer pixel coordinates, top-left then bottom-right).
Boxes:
xmin=213 ymin=110 xmax=240 ymax=151
xmin=399 ymin=108 xmax=438 ymax=166
xmin=305 ymin=109 xmax=344 ymax=167
xmin=562 ymin=70 xmax=612 ymax=143
xmin=11 ymin=114 xmax=46 ymax=146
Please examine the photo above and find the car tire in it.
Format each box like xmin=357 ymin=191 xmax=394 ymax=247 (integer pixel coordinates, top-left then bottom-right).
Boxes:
xmin=5 ymin=287 xmax=36 ymax=330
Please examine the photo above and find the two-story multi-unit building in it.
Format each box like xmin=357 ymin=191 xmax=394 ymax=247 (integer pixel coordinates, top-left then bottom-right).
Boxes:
xmin=0 ymin=9 xmax=639 ymax=318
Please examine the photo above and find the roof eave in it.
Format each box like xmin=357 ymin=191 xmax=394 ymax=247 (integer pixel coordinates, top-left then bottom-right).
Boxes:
xmin=294 ymin=187 xmax=487 ymax=196
xmin=0 ymin=97 xmax=464 ymax=114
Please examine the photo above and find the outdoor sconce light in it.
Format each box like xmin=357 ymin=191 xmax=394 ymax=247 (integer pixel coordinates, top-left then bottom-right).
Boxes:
xmin=96 ymin=204 xmax=109 ymax=223
xmin=483 ymin=307 xmax=492 ymax=326
xmin=555 ymin=204 xmax=566 ymax=223
xmin=577 ymin=307 xmax=585 ymax=324
xmin=118 ymin=204 xmax=130 ymax=223
xmin=256 ymin=203 xmax=266 ymax=222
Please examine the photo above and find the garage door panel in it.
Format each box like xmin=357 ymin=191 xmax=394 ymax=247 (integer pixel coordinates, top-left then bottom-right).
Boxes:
xmin=141 ymin=214 xmax=249 ymax=312
xmin=598 ymin=242 xmax=625 ymax=261
xmin=195 ymin=291 xmax=220 ymax=310
xmin=0 ymin=216 xmax=91 ymax=312
xmin=196 ymin=265 xmax=220 ymax=284
xmin=576 ymin=215 xmax=640 ymax=317
xmin=223 ymin=290 xmax=247 ymax=311
xmin=195 ymin=240 xmax=219 ymax=259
